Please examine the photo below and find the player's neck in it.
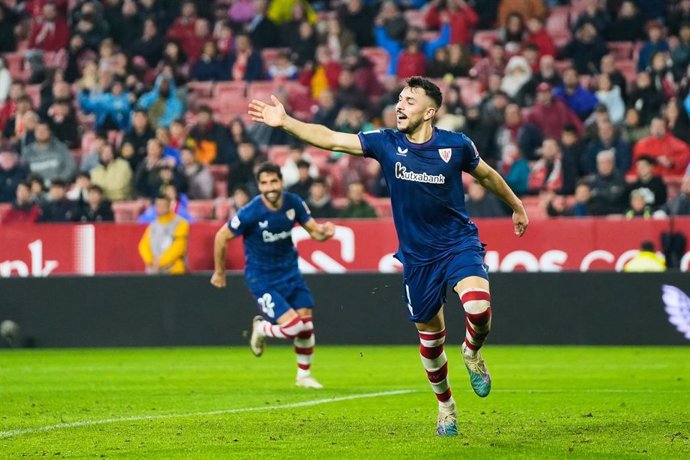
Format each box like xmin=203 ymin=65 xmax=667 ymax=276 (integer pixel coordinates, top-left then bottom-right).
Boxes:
xmin=404 ymin=123 xmax=434 ymax=144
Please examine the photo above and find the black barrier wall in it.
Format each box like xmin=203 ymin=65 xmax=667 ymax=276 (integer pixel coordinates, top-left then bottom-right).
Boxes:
xmin=1 ymin=273 xmax=689 ymax=347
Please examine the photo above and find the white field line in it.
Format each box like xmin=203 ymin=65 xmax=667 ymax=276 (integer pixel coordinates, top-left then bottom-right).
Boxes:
xmin=0 ymin=389 xmax=416 ymax=440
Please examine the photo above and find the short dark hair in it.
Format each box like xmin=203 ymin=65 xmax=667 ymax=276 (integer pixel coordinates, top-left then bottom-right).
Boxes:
xmin=640 ymin=240 xmax=655 ymax=252
xmin=636 ymin=155 xmax=656 ymax=165
xmin=88 ymin=184 xmax=104 ymax=194
xmin=405 ymin=76 xmax=443 ymax=108
xmin=50 ymin=179 xmax=67 ymax=188
xmin=255 ymin=162 xmax=283 ymax=181
xmin=296 ymin=159 xmax=311 ymax=169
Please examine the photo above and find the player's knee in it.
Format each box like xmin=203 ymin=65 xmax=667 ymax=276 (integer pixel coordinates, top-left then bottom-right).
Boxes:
xmin=283 ymin=317 xmax=307 ymax=338
xmin=460 ymin=288 xmax=491 ymax=314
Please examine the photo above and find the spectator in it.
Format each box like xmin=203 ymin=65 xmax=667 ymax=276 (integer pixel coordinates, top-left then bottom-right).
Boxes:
xmin=38 ymin=179 xmax=76 ymax=222
xmin=521 ymin=54 xmax=563 ymax=107
xmin=525 ymin=16 xmax=555 ymax=58
xmin=78 ymin=77 xmax=133 ymax=132
xmin=74 ymin=184 xmax=114 ymax=222
xmin=322 ymin=16 xmax=356 ymax=62
xmin=500 ymin=12 xmax=526 ymax=54
xmin=129 ymin=18 xmax=165 ymax=68
xmin=46 ymin=99 xmax=79 ymax=149
xmin=608 ymin=0 xmax=644 ymax=41
xmin=65 ymin=33 xmax=96 ymax=83
xmin=669 ymin=1 xmax=690 ymax=36
xmin=16 ymin=110 xmax=39 ymax=154
xmin=594 ymin=73 xmax=625 ymax=125
xmin=375 ymin=1 xmax=407 ymax=44
xmin=463 ymin=105 xmax=499 ymax=166
xmin=637 ymin=21 xmax=669 ymax=72
xmin=663 ymin=175 xmax=690 ymax=216
xmin=229 ymin=185 xmax=251 ymax=217
xmin=665 ymin=98 xmax=690 ymax=143
xmin=632 ymin=117 xmax=690 ymax=176
xmin=446 ymin=44 xmax=473 ymax=78
xmin=299 ymin=45 xmax=342 ymax=99
xmin=287 ymin=159 xmax=314 ymax=200
xmin=138 ymin=182 xmax=193 ymax=223
xmin=623 ymin=241 xmax=666 ymax=271
xmin=0 ymin=57 xmax=10 ymax=105
xmin=1 ymin=182 xmax=40 ymax=224
xmin=180 ymin=146 xmax=213 ymax=200
xmin=547 ymin=182 xmax=593 ymax=217
xmin=528 ymin=138 xmax=564 ymax=194
xmin=79 ymin=132 xmax=106 ymax=173
xmin=90 ymin=143 xmax=133 ymax=202
xmin=620 ymin=107 xmax=650 ymax=145
xmin=527 ymin=82 xmax=583 ymax=139
xmin=376 ymin=21 xmax=450 ymax=76
xmin=586 ymin=149 xmax=627 ymax=215
xmin=27 ymin=173 xmax=47 ymax=205
xmin=671 ymin=23 xmax=690 ymax=80
xmin=0 ymin=5 xmax=19 ymax=53
xmin=0 ymin=82 xmax=25 ymax=133
xmin=648 ymin=51 xmax=676 ymax=99
xmin=625 ymin=156 xmax=667 ymax=210
xmin=425 ymin=0 xmax=478 ymax=47
xmin=282 ymin=143 xmax=319 ymax=188
xmin=227 ymin=33 xmax=264 ymax=82
xmin=307 ymin=177 xmax=338 ymax=218
xmin=0 ymin=143 xmax=27 ymax=203
xmin=2 ymin=95 xmax=33 ymax=145
xmin=23 ymin=122 xmax=76 ymax=184
xmin=228 ymin=141 xmax=262 ymax=196
xmin=229 ymin=0 xmax=255 ymax=27
xmin=559 ymin=21 xmax=608 ymax=75
xmin=470 ymin=41 xmax=507 ymax=86
xmin=499 ymin=142 xmax=529 ymax=196
xmin=334 ymin=69 xmax=370 ymax=113
xmin=66 ymin=171 xmax=90 ymax=203
xmin=110 ymin=0 xmax=143 ymax=49
xmin=339 ymin=0 xmax=377 ymax=48
xmin=495 ymin=103 xmax=542 ymax=161
xmin=166 ymin=1 xmax=199 ymax=55
xmin=600 ymin=54 xmax=628 ymax=100
xmin=183 ymin=18 xmax=212 ymax=64
xmin=122 ymin=109 xmax=155 ymax=171
xmin=267 ymin=51 xmax=299 ymax=81
xmin=497 ymin=0 xmax=546 ymax=27
xmin=289 ymin=19 xmax=317 ymax=67
xmin=340 ymin=181 xmax=377 ymax=218
xmin=28 ymin=4 xmax=69 ymax=52
xmin=136 ymin=74 xmax=184 ymax=129
xmin=500 ymin=56 xmax=532 ymax=101
xmin=581 ymin=119 xmax=632 ymax=175
xmin=624 ymin=189 xmax=653 ymax=219
xmin=573 ymin=0 xmax=610 ymax=35
xmin=465 ymin=180 xmax=507 ymax=218
xmin=188 ymin=105 xmax=233 ymax=165
xmin=247 ymin=0 xmax=281 ymax=49
xmin=396 ymin=39 xmax=426 ymax=79
xmin=138 ymin=193 xmax=190 ymax=275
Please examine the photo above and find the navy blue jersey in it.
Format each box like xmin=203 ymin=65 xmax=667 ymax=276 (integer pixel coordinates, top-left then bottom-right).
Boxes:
xmin=358 ymin=127 xmax=482 ymax=266
xmin=228 ymin=192 xmax=312 ymax=282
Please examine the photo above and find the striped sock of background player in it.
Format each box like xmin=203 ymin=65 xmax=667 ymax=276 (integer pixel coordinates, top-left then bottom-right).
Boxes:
xmin=418 ymin=329 xmax=455 ymax=408
xmin=460 ymin=289 xmax=492 ymax=356
xmin=293 ymin=314 xmax=315 ymax=379
xmin=259 ymin=315 xmax=306 ymax=339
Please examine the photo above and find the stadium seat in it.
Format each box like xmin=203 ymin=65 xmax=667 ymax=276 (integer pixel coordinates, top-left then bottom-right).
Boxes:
xmin=213 ymin=81 xmax=247 ymax=99
xmin=24 ymin=84 xmax=41 ymax=108
xmin=208 ymin=164 xmax=229 ymax=183
xmin=454 ymin=78 xmax=483 ymax=106
xmin=608 ymin=42 xmax=634 ymax=60
xmin=370 ymin=197 xmax=392 ymax=218
xmin=521 ymin=195 xmax=547 ymax=220
xmin=215 ymin=181 xmax=228 ymax=199
xmin=546 ymin=6 xmax=570 ymax=37
xmin=617 ymin=59 xmax=637 ymax=86
xmin=404 ymin=9 xmax=427 ymax=29
xmin=187 ymin=200 xmax=215 ymax=221
xmin=4 ymin=53 xmax=24 ymax=80
xmin=214 ymin=199 xmax=231 ymax=221
xmin=187 ymin=81 xmax=214 ymax=97
xmin=246 ymin=81 xmax=277 ymax=103
xmin=267 ymin=145 xmax=290 ymax=165
xmin=261 ymin=47 xmax=290 ymax=66
xmin=473 ymin=30 xmax=498 ymax=52
xmin=112 ymin=200 xmax=146 ymax=222
xmin=360 ymin=47 xmax=390 ymax=76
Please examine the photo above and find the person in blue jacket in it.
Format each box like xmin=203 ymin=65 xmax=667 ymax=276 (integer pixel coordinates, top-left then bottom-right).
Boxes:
xmin=136 ymin=73 xmax=184 ymax=128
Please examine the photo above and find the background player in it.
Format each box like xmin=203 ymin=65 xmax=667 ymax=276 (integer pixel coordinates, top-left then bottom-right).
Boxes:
xmin=211 ymin=162 xmax=335 ymax=389
xmin=248 ymin=77 xmax=528 ymax=436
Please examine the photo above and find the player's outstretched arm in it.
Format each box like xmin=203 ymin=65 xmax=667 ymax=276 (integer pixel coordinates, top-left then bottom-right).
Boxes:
xmin=248 ymin=95 xmax=363 ymax=155
xmin=471 ymin=159 xmax=529 ymax=237
xmin=211 ymin=225 xmax=235 ymax=288
xmin=302 ymin=219 xmax=335 ymax=242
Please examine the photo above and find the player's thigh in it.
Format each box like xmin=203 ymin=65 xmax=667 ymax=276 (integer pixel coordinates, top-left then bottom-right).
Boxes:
xmin=248 ymin=284 xmax=293 ymax=324
xmin=403 ymin=262 xmax=447 ymax=324
xmin=285 ymin=275 xmax=316 ymax=311
xmin=447 ymin=248 xmax=490 ymax=297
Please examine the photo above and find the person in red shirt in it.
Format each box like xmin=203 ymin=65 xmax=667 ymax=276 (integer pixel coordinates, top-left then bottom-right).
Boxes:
xmin=632 ymin=117 xmax=690 ymax=177
xmin=28 ymin=3 xmax=69 ymax=52
xmin=2 ymin=181 xmax=40 ymax=224
xmin=526 ymin=82 xmax=583 ymax=139
xmin=425 ymin=0 xmax=479 ymax=46
xmin=525 ymin=16 xmax=556 ymax=58
xmin=396 ymin=39 xmax=426 ymax=79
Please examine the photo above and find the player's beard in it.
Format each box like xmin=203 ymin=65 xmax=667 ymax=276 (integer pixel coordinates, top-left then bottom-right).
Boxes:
xmin=398 ymin=115 xmax=424 ymax=134
xmin=262 ymin=190 xmax=282 ymax=207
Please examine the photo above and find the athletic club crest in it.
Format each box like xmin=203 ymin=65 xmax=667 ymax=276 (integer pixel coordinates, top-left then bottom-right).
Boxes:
xmin=286 ymin=209 xmax=295 ymax=220
xmin=438 ymin=148 xmax=452 ymax=163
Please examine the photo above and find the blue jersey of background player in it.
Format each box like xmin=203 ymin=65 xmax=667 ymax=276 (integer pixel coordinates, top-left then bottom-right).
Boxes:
xmin=249 ymin=77 xmax=529 ymax=436
xmin=211 ymin=162 xmax=335 ymax=389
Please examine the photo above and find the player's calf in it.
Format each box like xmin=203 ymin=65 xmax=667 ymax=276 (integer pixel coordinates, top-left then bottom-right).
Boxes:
xmin=459 ymin=289 xmax=492 ymax=354
xmin=418 ymin=329 xmax=455 ymax=408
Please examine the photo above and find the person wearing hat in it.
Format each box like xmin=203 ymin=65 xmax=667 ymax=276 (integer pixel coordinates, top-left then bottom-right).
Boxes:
xmin=526 ymin=81 xmax=583 ymax=139
xmin=0 ymin=143 xmax=27 ymax=203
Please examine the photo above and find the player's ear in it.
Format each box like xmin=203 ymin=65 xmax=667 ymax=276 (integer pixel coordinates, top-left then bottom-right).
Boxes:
xmin=424 ymin=106 xmax=436 ymax=121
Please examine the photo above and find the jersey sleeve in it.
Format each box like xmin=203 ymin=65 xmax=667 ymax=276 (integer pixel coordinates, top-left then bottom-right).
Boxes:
xmin=461 ymin=133 xmax=481 ymax=173
xmin=293 ymin=194 xmax=312 ymax=225
xmin=227 ymin=206 xmax=252 ymax=236
xmin=357 ymin=129 xmax=388 ymax=160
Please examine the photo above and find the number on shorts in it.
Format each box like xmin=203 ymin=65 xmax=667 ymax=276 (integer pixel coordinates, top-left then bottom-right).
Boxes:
xmin=258 ymin=293 xmax=275 ymax=318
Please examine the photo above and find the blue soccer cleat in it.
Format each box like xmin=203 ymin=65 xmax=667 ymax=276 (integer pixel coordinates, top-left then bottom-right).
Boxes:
xmin=436 ymin=404 xmax=458 ymax=437
xmin=461 ymin=343 xmax=492 ymax=397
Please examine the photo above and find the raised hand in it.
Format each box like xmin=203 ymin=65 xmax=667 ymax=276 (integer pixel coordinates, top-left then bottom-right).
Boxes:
xmin=248 ymin=95 xmax=287 ymax=128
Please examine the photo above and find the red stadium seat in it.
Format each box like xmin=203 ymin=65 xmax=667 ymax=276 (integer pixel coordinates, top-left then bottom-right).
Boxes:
xmin=187 ymin=200 xmax=216 ymax=221
xmin=215 ymin=199 xmax=231 ymax=221
xmin=213 ymin=81 xmax=247 ymax=99
xmin=261 ymin=47 xmax=289 ymax=66
xmin=112 ymin=200 xmax=146 ymax=222
xmin=617 ymin=59 xmax=637 ymax=86
xmin=405 ymin=9 xmax=427 ymax=29
xmin=208 ymin=164 xmax=229 ymax=183
xmin=3 ymin=53 xmax=24 ymax=81
xmin=360 ymin=47 xmax=390 ymax=76
xmin=608 ymin=42 xmax=634 ymax=60
xmin=267 ymin=145 xmax=290 ymax=165
xmin=187 ymin=81 xmax=214 ymax=97
xmin=24 ymin=84 xmax=41 ymax=108
xmin=546 ymin=7 xmax=570 ymax=37
xmin=454 ymin=78 xmax=482 ymax=106
xmin=473 ymin=30 xmax=498 ymax=52
xmin=246 ymin=81 xmax=277 ymax=102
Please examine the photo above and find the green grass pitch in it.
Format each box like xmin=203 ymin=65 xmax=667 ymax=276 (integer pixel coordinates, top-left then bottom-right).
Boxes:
xmin=1 ymin=346 xmax=689 ymax=458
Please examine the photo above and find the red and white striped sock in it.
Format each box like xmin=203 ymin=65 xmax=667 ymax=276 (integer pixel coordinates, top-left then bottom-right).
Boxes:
xmin=460 ymin=289 xmax=492 ymax=356
xmin=419 ymin=329 xmax=454 ymax=407
xmin=259 ymin=315 xmax=306 ymax=339
xmin=294 ymin=315 xmax=315 ymax=379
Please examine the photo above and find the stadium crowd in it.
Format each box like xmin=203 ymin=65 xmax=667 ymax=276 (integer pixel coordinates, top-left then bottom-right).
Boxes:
xmin=1 ymin=0 xmax=690 ymax=224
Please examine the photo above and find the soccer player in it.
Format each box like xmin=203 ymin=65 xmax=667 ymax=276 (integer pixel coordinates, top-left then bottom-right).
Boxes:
xmin=248 ymin=77 xmax=529 ymax=436
xmin=210 ymin=162 xmax=335 ymax=389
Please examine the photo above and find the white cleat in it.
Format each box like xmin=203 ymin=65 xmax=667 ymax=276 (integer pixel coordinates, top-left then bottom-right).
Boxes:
xmin=436 ymin=403 xmax=458 ymax=437
xmin=296 ymin=375 xmax=324 ymax=389
xmin=249 ymin=315 xmax=265 ymax=357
